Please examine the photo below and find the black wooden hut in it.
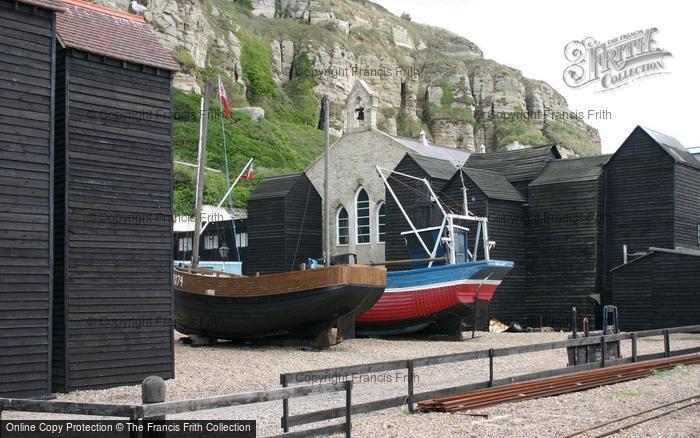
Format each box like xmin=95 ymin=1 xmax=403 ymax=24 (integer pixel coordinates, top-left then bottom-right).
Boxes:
xmin=603 ymin=126 xmax=700 ymax=306
xmin=0 ymin=0 xmax=63 ymax=398
xmin=246 ymin=173 xmax=322 ymax=275
xmin=384 ymin=153 xmax=457 ymax=269
xmin=51 ymin=1 xmax=179 ymax=392
xmin=465 ymin=144 xmax=561 ymax=195
xmin=441 ymin=168 xmax=527 ymax=323
xmin=612 ymin=247 xmax=700 ymax=331
xmin=526 ymin=155 xmax=610 ymax=328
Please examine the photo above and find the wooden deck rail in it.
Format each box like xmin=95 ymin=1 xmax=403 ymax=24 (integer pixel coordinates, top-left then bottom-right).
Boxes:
xmin=280 ymin=324 xmax=700 ymax=428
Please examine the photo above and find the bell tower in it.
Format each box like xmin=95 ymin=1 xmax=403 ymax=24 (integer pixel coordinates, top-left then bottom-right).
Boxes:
xmin=345 ymin=80 xmax=378 ymax=133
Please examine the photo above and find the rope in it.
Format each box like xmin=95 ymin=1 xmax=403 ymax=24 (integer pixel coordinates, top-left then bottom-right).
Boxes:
xmin=218 ymin=87 xmax=241 ymax=262
xmin=290 ymin=182 xmax=312 ymax=271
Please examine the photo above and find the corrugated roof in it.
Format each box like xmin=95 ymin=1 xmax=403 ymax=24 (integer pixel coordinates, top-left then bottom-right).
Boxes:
xmin=18 ymin=0 xmax=65 ymax=11
xmin=530 ymin=154 xmax=611 ymax=186
xmin=391 ymin=135 xmax=471 ymax=166
xmin=465 ymin=144 xmax=561 ymax=182
xmin=56 ymin=0 xmax=180 ymax=71
xmin=637 ymin=126 xmax=700 ymax=169
xmin=462 ymin=168 xmax=526 ymax=202
xmin=405 ymin=153 xmax=458 ymax=181
xmin=249 ymin=173 xmax=305 ymax=201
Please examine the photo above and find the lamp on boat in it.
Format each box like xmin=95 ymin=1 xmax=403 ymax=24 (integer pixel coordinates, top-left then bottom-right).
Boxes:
xmin=218 ymin=244 xmax=229 ymax=261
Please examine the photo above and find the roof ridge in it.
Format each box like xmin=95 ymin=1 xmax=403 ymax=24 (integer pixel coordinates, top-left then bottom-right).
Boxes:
xmin=60 ymin=0 xmax=145 ymax=23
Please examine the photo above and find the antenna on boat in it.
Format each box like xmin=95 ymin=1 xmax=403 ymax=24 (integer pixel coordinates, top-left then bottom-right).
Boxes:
xmin=191 ymin=78 xmax=212 ymax=270
xmin=459 ymin=166 xmax=469 ymax=216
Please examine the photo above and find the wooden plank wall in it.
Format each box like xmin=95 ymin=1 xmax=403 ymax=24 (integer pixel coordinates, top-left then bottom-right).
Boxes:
xmin=441 ymin=174 xmax=529 ymax=323
xmin=53 ymin=51 xmax=174 ymax=391
xmin=0 ymin=1 xmax=54 ymax=398
xmin=603 ymin=130 xmax=675 ymax=305
xmin=488 ymin=200 xmax=526 ymax=324
xmin=247 ymin=195 xmax=286 ymax=275
xmin=283 ymin=177 xmax=322 ymax=272
xmin=673 ymin=164 xmax=700 ymax=250
xmin=527 ymin=180 xmax=601 ymax=328
xmin=613 ymin=251 xmax=700 ymax=331
xmin=611 ymin=257 xmax=653 ymax=331
xmin=652 ymin=252 xmax=700 ymax=329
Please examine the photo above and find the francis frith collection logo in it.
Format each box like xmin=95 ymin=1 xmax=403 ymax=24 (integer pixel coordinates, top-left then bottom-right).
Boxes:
xmin=563 ymin=28 xmax=672 ymax=92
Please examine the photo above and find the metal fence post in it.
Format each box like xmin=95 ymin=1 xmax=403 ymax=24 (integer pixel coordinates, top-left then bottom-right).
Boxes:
xmin=406 ymin=360 xmax=415 ymax=413
xmin=488 ymin=349 xmax=495 ymax=387
xmin=631 ymin=332 xmax=638 ymax=362
xmin=280 ymin=374 xmax=289 ymax=433
xmin=663 ymin=330 xmax=671 ymax=358
xmin=345 ymin=380 xmax=353 ymax=438
xmin=600 ymin=335 xmax=606 ymax=368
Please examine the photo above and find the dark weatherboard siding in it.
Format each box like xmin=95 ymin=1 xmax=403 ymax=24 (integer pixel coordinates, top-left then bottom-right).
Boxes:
xmin=247 ymin=174 xmax=322 ymax=275
xmin=53 ymin=50 xmax=174 ymax=391
xmin=442 ymin=169 xmax=527 ymax=324
xmin=674 ymin=164 xmax=700 ymax=251
xmin=0 ymin=0 xmax=55 ymax=398
xmin=613 ymin=249 xmax=700 ymax=331
xmin=602 ymin=130 xmax=675 ymax=304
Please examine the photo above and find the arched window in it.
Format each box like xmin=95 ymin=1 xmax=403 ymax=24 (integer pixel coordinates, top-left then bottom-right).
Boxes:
xmin=337 ymin=207 xmax=349 ymax=245
xmin=355 ymin=188 xmax=370 ymax=244
xmin=377 ymin=202 xmax=386 ymax=243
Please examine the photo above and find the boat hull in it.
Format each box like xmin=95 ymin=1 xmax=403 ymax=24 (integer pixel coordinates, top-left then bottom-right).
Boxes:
xmin=356 ymin=260 xmax=513 ymax=336
xmin=173 ymin=265 xmax=386 ymax=340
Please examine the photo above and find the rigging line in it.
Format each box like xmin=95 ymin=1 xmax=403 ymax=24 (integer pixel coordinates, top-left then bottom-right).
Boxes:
xmin=386 ymin=174 xmax=460 ymax=215
xmin=290 ymin=182 xmax=312 ymax=271
xmin=217 ymin=87 xmax=241 ymax=262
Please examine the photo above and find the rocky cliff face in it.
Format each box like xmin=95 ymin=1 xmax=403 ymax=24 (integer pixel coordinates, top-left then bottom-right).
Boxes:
xmin=96 ymin=0 xmax=600 ymax=155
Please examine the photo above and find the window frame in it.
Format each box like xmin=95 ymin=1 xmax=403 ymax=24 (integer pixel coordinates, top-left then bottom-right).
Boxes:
xmin=377 ymin=201 xmax=386 ymax=243
xmin=355 ymin=187 xmax=371 ymax=245
xmin=203 ymin=234 xmax=219 ymax=250
xmin=337 ymin=207 xmax=349 ymax=246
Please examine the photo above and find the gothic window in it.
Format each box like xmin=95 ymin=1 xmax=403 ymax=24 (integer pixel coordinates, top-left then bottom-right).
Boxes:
xmin=337 ymin=207 xmax=349 ymax=245
xmin=356 ymin=188 xmax=370 ymax=244
xmin=377 ymin=202 xmax=386 ymax=243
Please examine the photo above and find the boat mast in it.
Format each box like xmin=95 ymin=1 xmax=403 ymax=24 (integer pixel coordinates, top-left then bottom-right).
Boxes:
xmin=322 ymin=95 xmax=331 ymax=267
xmin=191 ymin=79 xmax=211 ymax=269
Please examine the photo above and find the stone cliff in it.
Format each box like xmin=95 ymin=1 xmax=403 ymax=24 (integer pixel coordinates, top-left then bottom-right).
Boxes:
xmin=95 ymin=0 xmax=600 ymax=155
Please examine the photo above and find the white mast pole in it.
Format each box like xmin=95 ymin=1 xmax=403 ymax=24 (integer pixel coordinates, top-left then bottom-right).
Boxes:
xmin=191 ymin=79 xmax=211 ymax=269
xmin=199 ymin=157 xmax=254 ymax=234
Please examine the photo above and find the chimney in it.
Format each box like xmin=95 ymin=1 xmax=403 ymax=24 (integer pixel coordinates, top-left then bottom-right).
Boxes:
xmin=479 ymin=144 xmax=486 ymax=153
xmin=419 ymin=130 xmax=428 ymax=145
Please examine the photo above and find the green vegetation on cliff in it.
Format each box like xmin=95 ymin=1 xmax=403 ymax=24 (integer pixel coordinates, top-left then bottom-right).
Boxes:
xmin=172 ymin=36 xmax=324 ymax=216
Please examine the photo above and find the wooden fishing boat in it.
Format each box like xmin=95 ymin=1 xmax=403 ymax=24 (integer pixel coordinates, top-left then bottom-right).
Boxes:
xmin=174 ymin=87 xmax=386 ymax=346
xmin=355 ymin=166 xmax=515 ymax=339
xmin=174 ymin=265 xmax=386 ymax=340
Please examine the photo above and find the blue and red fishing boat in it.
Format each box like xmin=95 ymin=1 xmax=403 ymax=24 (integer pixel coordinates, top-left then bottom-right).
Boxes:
xmin=355 ymin=166 xmax=514 ymax=338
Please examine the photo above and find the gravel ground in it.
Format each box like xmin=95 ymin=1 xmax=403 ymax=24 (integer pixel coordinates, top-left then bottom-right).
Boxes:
xmin=5 ymin=331 xmax=699 ymax=437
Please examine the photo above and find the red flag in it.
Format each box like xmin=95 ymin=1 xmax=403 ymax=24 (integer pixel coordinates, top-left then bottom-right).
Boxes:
xmin=245 ymin=163 xmax=254 ymax=180
xmin=218 ymin=76 xmax=231 ymax=119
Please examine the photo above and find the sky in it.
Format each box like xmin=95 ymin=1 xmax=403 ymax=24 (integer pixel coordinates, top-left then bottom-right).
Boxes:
xmin=375 ymin=0 xmax=698 ymax=153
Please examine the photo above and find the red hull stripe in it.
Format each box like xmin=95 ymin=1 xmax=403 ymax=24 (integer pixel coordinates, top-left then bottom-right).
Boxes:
xmin=356 ymin=282 xmax=501 ymax=322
